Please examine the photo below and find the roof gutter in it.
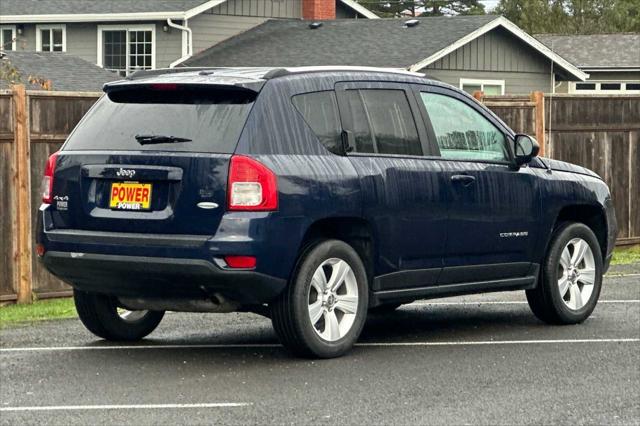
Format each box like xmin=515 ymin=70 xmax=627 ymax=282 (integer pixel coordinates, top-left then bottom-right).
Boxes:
xmin=0 ymin=12 xmax=183 ymax=23
xmin=167 ymin=18 xmax=193 ymax=68
xmin=0 ymin=0 xmax=230 ymax=23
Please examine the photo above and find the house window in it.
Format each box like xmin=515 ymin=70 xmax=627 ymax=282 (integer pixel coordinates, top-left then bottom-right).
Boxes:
xmin=601 ymin=83 xmax=621 ymax=91
xmin=460 ymin=79 xmax=505 ymax=96
xmin=97 ymin=25 xmax=155 ymax=76
xmin=1 ymin=25 xmax=17 ymax=51
xmin=575 ymin=83 xmax=596 ymax=91
xmin=572 ymin=81 xmax=640 ymax=93
xmin=36 ymin=25 xmax=66 ymax=52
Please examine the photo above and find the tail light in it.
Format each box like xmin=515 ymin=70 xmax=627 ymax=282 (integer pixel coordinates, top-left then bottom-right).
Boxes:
xmin=227 ymin=155 xmax=277 ymax=211
xmin=41 ymin=151 xmax=59 ymax=204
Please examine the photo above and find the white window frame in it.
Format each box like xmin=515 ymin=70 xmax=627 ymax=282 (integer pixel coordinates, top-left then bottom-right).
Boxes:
xmin=459 ymin=78 xmax=506 ymax=95
xmin=0 ymin=25 xmax=17 ymax=51
xmin=97 ymin=24 xmax=156 ymax=75
xmin=569 ymin=81 xmax=640 ymax=94
xmin=36 ymin=24 xmax=67 ymax=52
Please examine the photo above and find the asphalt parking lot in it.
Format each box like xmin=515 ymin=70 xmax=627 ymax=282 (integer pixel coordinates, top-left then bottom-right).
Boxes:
xmin=1 ymin=271 xmax=639 ymax=425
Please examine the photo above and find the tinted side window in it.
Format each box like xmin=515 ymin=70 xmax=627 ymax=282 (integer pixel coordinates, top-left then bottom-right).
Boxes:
xmin=292 ymin=91 xmax=342 ymax=154
xmin=344 ymin=91 xmax=375 ymax=153
xmin=342 ymin=89 xmax=422 ymax=156
xmin=420 ymin=92 xmax=509 ymax=162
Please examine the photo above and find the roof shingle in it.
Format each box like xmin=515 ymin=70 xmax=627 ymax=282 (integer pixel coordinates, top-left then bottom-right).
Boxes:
xmin=535 ymin=34 xmax=640 ymax=68
xmin=0 ymin=51 xmax=118 ymax=91
xmin=184 ymin=15 xmax=499 ymax=68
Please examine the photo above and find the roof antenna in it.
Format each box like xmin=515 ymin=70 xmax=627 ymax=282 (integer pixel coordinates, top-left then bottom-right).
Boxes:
xmin=309 ymin=22 xmax=323 ymax=29
xmin=404 ymin=19 xmax=419 ymax=28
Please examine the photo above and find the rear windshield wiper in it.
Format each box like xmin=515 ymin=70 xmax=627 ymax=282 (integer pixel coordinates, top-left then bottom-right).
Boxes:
xmin=135 ymin=134 xmax=192 ymax=145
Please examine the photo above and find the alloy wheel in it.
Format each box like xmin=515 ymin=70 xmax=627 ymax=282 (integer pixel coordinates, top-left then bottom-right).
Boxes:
xmin=307 ymin=258 xmax=359 ymax=342
xmin=557 ymin=237 xmax=596 ymax=310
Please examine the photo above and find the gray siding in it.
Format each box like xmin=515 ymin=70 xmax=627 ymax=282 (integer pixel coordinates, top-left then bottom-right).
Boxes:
xmin=208 ymin=0 xmax=301 ymax=18
xmin=424 ymin=69 xmax=553 ymax=94
xmin=423 ymin=27 xmax=554 ymax=94
xmin=190 ymin=14 xmax=267 ymax=55
xmin=154 ymin=22 xmax=183 ymax=67
xmin=66 ymin=23 xmax=98 ymax=64
xmin=12 ymin=22 xmax=183 ymax=69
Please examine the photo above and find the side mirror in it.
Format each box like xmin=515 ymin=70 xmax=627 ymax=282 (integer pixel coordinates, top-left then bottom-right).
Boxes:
xmin=514 ymin=134 xmax=540 ymax=166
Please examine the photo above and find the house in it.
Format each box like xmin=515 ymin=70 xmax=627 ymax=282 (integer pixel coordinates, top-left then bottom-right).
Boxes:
xmin=0 ymin=0 xmax=377 ymax=76
xmin=184 ymin=15 xmax=588 ymax=95
xmin=536 ymin=34 xmax=640 ymax=94
xmin=0 ymin=51 xmax=118 ymax=91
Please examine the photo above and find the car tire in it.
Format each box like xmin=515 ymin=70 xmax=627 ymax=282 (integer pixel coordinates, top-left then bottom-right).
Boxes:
xmin=369 ymin=303 xmax=402 ymax=314
xmin=271 ymin=239 xmax=369 ymax=358
xmin=526 ymin=222 xmax=603 ymax=325
xmin=74 ymin=290 xmax=164 ymax=341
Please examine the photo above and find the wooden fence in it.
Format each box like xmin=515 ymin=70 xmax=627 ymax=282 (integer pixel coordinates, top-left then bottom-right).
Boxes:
xmin=0 ymin=87 xmax=101 ymax=302
xmin=0 ymin=86 xmax=638 ymax=303
xmin=481 ymin=93 xmax=640 ymax=246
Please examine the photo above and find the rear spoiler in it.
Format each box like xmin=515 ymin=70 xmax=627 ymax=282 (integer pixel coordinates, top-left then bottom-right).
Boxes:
xmin=103 ymin=75 xmax=265 ymax=94
xmin=102 ymin=82 xmax=261 ymax=104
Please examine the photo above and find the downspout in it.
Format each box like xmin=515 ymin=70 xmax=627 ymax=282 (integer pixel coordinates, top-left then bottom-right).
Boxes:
xmin=167 ymin=18 xmax=193 ymax=68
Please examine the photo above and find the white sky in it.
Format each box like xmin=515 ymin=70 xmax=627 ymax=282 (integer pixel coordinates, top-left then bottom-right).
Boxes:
xmin=480 ymin=0 xmax=499 ymax=12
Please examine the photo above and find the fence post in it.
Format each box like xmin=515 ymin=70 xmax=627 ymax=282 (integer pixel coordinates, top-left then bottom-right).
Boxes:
xmin=12 ymin=85 xmax=33 ymax=304
xmin=530 ymin=91 xmax=545 ymax=157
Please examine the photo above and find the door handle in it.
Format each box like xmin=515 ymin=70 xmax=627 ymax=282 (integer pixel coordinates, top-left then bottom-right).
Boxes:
xmin=450 ymin=174 xmax=476 ymax=186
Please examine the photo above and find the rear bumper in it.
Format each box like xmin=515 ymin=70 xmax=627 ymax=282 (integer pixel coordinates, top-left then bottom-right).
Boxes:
xmin=42 ymin=251 xmax=286 ymax=304
xmin=36 ymin=202 xmax=301 ymax=304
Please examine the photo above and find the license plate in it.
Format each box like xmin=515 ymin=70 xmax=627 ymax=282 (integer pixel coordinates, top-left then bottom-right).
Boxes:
xmin=109 ymin=182 xmax=152 ymax=211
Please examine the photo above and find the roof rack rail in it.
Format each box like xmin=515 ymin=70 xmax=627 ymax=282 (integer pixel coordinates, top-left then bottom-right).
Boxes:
xmin=126 ymin=67 xmax=230 ymax=80
xmin=263 ymin=66 xmax=425 ymax=79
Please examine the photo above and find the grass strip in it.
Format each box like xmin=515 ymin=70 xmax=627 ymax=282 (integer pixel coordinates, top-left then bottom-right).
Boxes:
xmin=611 ymin=245 xmax=640 ymax=265
xmin=0 ymin=297 xmax=76 ymax=328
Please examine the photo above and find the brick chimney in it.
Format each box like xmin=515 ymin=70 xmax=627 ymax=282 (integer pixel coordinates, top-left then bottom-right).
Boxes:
xmin=303 ymin=0 xmax=335 ymax=20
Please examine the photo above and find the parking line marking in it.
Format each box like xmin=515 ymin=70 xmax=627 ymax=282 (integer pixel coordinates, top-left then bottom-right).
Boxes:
xmin=408 ymin=300 xmax=640 ymax=306
xmin=357 ymin=338 xmax=640 ymax=347
xmin=0 ymin=403 xmax=250 ymax=412
xmin=0 ymin=344 xmax=281 ymax=352
xmin=605 ymin=273 xmax=640 ymax=278
xmin=1 ymin=338 xmax=638 ymax=353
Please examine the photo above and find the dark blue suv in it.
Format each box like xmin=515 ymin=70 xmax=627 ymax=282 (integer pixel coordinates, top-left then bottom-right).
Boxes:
xmin=37 ymin=67 xmax=617 ymax=358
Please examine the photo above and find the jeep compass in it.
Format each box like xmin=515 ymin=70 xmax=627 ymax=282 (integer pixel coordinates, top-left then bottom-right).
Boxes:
xmin=37 ymin=67 xmax=617 ymax=358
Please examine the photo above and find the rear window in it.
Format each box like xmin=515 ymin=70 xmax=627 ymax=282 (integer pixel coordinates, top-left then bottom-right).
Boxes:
xmin=64 ymin=85 xmax=256 ymax=153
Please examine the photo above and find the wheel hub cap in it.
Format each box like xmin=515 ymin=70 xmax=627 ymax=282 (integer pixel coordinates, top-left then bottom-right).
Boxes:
xmin=325 ymin=293 xmax=336 ymax=309
xmin=307 ymin=258 xmax=359 ymax=342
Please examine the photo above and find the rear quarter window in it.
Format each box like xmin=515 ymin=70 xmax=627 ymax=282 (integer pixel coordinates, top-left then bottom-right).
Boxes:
xmin=291 ymin=91 xmax=343 ymax=155
xmin=64 ymin=85 xmax=256 ymax=154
